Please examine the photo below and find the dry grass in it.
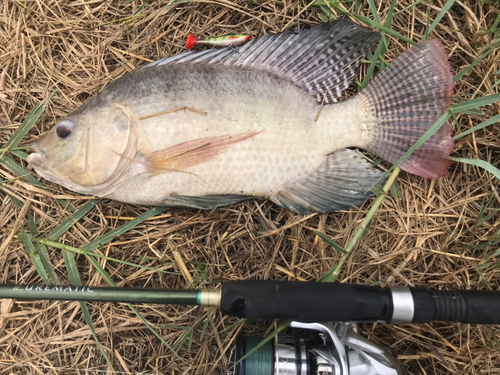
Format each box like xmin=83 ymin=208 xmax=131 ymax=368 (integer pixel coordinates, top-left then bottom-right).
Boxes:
xmin=1 ymin=0 xmax=500 ymax=374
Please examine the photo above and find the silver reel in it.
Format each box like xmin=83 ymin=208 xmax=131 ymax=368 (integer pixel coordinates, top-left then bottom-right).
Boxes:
xmin=228 ymin=322 xmax=405 ymax=375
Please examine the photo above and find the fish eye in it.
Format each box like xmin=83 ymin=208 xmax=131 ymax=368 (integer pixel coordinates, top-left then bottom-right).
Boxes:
xmin=56 ymin=120 xmax=74 ymax=139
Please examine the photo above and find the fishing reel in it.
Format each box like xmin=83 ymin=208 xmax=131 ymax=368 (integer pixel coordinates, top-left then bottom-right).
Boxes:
xmin=228 ymin=322 xmax=405 ymax=375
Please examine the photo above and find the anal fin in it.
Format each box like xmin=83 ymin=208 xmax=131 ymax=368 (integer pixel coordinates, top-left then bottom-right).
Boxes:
xmin=165 ymin=194 xmax=253 ymax=210
xmin=270 ymin=149 xmax=386 ymax=214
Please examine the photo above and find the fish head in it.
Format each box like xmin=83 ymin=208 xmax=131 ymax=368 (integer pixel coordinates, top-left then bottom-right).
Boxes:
xmin=27 ymin=106 xmax=136 ymax=194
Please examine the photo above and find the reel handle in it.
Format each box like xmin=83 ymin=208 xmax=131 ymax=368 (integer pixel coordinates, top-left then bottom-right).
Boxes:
xmin=220 ymin=281 xmax=500 ymax=324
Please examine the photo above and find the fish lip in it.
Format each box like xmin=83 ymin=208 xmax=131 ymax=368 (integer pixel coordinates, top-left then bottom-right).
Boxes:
xmin=29 ymin=140 xmax=45 ymax=156
xmin=26 ymin=140 xmax=47 ymax=166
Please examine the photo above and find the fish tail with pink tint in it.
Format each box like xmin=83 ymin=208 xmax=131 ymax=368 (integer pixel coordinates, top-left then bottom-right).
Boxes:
xmin=357 ymin=39 xmax=455 ymax=179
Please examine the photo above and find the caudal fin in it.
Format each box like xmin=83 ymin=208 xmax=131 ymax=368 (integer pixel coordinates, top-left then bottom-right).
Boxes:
xmin=358 ymin=39 xmax=454 ymax=179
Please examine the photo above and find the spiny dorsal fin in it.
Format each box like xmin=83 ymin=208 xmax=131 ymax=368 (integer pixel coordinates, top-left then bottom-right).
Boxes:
xmin=144 ymin=20 xmax=380 ymax=103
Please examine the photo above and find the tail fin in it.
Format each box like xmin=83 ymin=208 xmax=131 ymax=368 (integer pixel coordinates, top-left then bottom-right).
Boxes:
xmin=358 ymin=39 xmax=454 ymax=179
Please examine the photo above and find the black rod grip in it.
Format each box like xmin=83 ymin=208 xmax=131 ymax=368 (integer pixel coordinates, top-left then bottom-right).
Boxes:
xmin=220 ymin=281 xmax=393 ymax=322
xmin=411 ymin=288 xmax=500 ymax=324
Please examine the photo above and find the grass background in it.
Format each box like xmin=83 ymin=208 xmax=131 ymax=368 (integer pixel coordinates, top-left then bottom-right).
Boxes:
xmin=1 ymin=0 xmax=500 ymax=374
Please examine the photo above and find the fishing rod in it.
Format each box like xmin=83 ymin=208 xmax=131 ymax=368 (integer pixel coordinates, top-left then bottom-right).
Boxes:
xmin=2 ymin=281 xmax=500 ymax=375
xmin=3 ymin=281 xmax=499 ymax=324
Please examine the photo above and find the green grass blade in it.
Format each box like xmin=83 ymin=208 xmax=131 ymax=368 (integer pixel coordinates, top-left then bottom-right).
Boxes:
xmin=0 ymin=146 xmax=29 ymax=153
xmin=424 ymin=4 xmax=432 ymax=40
xmin=356 ymin=16 xmax=414 ymax=45
xmin=328 ymin=2 xmax=415 ymax=45
xmin=28 ymin=214 xmax=37 ymax=236
xmin=454 ymin=113 xmax=500 ymax=140
xmin=453 ymin=158 xmax=500 ymax=180
xmin=0 ymin=155 xmax=44 ymax=187
xmin=38 ymin=244 xmax=61 ymax=285
xmin=389 ymin=180 xmax=402 ymax=198
xmin=10 ymin=150 xmax=28 ymax=160
xmin=230 ymin=321 xmax=290 ymax=370
xmin=31 ymin=200 xmax=100 ymax=286
xmin=1 ymin=155 xmax=73 ymax=210
xmin=0 ymin=158 xmax=72 ymax=209
xmin=2 ymin=91 xmax=56 ymax=153
xmin=450 ymin=94 xmax=500 ymax=113
xmin=61 ymin=250 xmax=115 ymax=371
xmin=475 ymin=210 xmax=497 ymax=230
xmin=35 ymin=238 xmax=178 ymax=275
xmin=360 ymin=0 xmax=396 ymax=88
xmin=83 ymin=254 xmax=182 ymax=360
xmin=367 ymin=0 xmax=380 ymax=23
xmin=47 ymin=199 xmax=101 ymax=241
xmin=61 ymin=249 xmax=82 ymax=286
xmin=28 ymin=214 xmax=60 ymax=284
xmin=385 ymin=112 xmax=451 ymax=175
xmin=320 ymin=168 xmax=400 ymax=282
xmin=455 ymin=38 xmax=499 ymax=82
xmin=45 ymin=205 xmax=180 ymax=361
xmin=254 ymin=167 xmax=401 ymax=363
xmin=2 ymin=187 xmax=24 ymax=208
xmin=384 ymin=1 xmax=396 ymax=36
xmin=200 ymin=317 xmax=210 ymax=340
xmin=314 ymin=231 xmax=346 ymax=253
xmin=213 ymin=318 xmax=246 ymax=337
xmin=486 ymin=75 xmax=500 ymax=94
xmin=82 ymin=207 xmax=168 ymax=251
xmin=361 ymin=42 xmax=386 ymax=89
xmin=426 ymin=0 xmax=456 ymax=37
xmin=21 ymin=226 xmax=52 ymax=285
xmin=487 ymin=246 xmax=500 ymax=259
xmin=174 ymin=311 xmax=211 ymax=352
xmin=32 ymin=239 xmax=162 ymax=274
xmin=492 ymin=14 xmax=500 ymax=32
xmin=394 ymin=0 xmax=425 ymax=15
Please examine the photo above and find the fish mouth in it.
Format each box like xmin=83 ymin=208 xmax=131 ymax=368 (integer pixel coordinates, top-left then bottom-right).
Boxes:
xmin=26 ymin=141 xmax=47 ymax=167
xmin=29 ymin=139 xmax=47 ymax=155
xmin=26 ymin=140 xmax=75 ymax=189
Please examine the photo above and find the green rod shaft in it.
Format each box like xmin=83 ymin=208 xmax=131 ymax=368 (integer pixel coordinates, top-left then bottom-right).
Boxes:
xmin=0 ymin=284 xmax=201 ymax=305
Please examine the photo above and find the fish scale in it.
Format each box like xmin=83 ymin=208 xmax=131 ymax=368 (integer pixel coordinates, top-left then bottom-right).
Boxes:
xmin=28 ymin=20 xmax=454 ymax=214
xmin=119 ymin=65 xmax=329 ymax=204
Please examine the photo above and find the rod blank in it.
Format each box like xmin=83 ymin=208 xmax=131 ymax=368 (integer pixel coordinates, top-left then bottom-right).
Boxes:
xmin=0 ymin=284 xmax=201 ymax=306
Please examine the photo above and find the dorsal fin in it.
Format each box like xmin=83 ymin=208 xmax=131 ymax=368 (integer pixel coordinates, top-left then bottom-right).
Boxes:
xmin=143 ymin=20 xmax=380 ymax=103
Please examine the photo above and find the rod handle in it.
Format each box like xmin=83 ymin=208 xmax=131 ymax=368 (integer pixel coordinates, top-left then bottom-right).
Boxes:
xmin=411 ymin=288 xmax=500 ymax=324
xmin=220 ymin=281 xmax=393 ymax=322
xmin=220 ymin=281 xmax=500 ymax=324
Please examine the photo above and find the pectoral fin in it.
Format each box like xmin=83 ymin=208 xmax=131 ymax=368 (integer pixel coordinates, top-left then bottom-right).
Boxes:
xmin=143 ymin=132 xmax=261 ymax=173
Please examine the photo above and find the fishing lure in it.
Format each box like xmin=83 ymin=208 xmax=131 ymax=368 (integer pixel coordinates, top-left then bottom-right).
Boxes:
xmin=186 ymin=33 xmax=252 ymax=49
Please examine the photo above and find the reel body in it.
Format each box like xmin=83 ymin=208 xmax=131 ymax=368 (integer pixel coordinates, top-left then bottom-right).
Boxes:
xmin=228 ymin=322 xmax=405 ymax=375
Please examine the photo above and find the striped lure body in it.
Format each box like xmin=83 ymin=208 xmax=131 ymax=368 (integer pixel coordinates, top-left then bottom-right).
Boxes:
xmin=186 ymin=34 xmax=252 ymax=49
xmin=28 ymin=20 xmax=454 ymax=214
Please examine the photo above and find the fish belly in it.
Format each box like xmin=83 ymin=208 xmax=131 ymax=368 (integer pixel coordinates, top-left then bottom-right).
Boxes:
xmin=103 ymin=65 xmax=361 ymax=205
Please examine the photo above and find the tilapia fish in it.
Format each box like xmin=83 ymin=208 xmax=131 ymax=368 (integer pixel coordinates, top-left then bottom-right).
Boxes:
xmin=28 ymin=20 xmax=454 ymax=214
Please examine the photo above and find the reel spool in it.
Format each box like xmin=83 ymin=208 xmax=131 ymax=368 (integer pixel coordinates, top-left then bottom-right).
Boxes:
xmin=228 ymin=322 xmax=406 ymax=375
